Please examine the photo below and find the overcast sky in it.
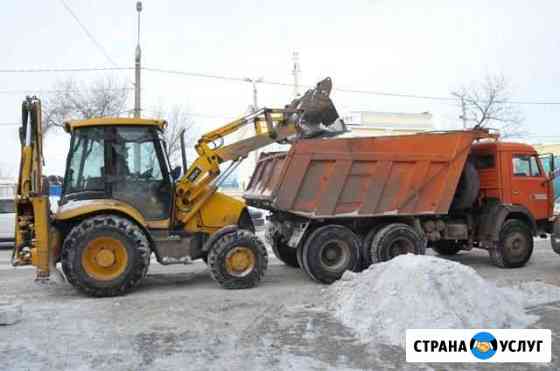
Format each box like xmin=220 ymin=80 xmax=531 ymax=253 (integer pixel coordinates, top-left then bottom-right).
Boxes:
xmin=2 ymin=0 xmax=560 ymax=176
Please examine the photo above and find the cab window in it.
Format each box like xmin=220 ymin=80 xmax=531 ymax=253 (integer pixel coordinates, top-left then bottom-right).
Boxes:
xmin=64 ymin=127 xmax=105 ymax=194
xmin=513 ymin=155 xmax=541 ymax=177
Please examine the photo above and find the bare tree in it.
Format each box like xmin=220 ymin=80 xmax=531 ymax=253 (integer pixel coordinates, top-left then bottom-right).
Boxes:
xmin=452 ymin=74 xmax=525 ymax=138
xmin=151 ymin=105 xmax=196 ymax=167
xmin=42 ymin=76 xmax=129 ymax=132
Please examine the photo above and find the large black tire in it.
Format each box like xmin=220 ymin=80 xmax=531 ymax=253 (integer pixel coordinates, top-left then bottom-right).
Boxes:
xmin=301 ymin=225 xmax=361 ymax=284
xmin=370 ymin=223 xmax=426 ymax=262
xmin=489 ymin=219 xmax=533 ymax=268
xmin=361 ymin=224 xmax=388 ymax=269
xmin=551 ymin=218 xmax=560 ymax=255
xmin=207 ymin=229 xmax=268 ymax=289
xmin=61 ymin=215 xmax=151 ymax=297
xmin=430 ymin=240 xmax=462 ymax=256
xmin=265 ymin=222 xmax=299 ymax=268
xmin=271 ymin=240 xmax=299 ymax=268
xmin=451 ymin=161 xmax=480 ymax=210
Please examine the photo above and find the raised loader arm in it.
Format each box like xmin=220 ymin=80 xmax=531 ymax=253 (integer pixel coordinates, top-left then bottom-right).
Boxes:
xmin=174 ymin=77 xmax=345 ymax=225
xmin=11 ymin=97 xmax=55 ymax=281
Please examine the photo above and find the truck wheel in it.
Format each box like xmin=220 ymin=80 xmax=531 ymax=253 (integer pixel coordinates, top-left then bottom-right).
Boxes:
xmin=207 ymin=230 xmax=268 ymax=289
xmin=370 ymin=223 xmax=426 ymax=262
xmin=451 ymin=161 xmax=480 ymax=210
xmin=489 ymin=219 xmax=533 ymax=268
xmin=551 ymin=218 xmax=560 ymax=255
xmin=301 ymin=225 xmax=360 ymax=284
xmin=61 ymin=215 xmax=151 ymax=297
xmin=361 ymin=224 xmax=388 ymax=269
xmin=430 ymin=240 xmax=462 ymax=256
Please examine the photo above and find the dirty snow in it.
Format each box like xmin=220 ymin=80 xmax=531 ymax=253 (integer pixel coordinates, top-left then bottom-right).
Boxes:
xmin=504 ymin=281 xmax=560 ymax=307
xmin=325 ymin=254 xmax=554 ymax=347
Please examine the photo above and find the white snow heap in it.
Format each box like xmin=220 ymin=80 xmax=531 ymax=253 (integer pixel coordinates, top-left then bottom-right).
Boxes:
xmin=325 ymin=254 xmax=538 ymax=346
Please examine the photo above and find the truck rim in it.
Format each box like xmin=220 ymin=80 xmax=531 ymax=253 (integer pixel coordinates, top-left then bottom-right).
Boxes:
xmin=81 ymin=237 xmax=129 ymax=281
xmin=388 ymin=237 xmax=414 ymax=258
xmin=319 ymin=240 xmax=350 ymax=272
xmin=225 ymin=247 xmax=256 ymax=277
xmin=504 ymin=231 xmax=528 ymax=262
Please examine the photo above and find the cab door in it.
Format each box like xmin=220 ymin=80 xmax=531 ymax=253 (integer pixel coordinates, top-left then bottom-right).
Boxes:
xmin=510 ymin=154 xmax=550 ymax=220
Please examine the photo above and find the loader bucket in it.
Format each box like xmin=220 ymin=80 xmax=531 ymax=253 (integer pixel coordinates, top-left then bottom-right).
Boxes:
xmin=286 ymin=77 xmax=347 ymax=140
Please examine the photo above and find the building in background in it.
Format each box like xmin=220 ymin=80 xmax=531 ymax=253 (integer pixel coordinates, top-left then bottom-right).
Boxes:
xmin=341 ymin=111 xmax=434 ymax=137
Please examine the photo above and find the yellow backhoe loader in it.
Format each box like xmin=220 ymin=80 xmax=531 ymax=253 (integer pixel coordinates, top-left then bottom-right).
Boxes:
xmin=12 ymin=78 xmax=345 ymax=296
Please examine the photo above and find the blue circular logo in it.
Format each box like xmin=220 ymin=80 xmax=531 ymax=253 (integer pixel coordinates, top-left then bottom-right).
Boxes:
xmin=470 ymin=332 xmax=498 ymax=360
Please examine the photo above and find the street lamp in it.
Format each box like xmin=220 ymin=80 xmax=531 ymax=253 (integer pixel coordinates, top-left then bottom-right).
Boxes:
xmin=134 ymin=1 xmax=142 ymax=118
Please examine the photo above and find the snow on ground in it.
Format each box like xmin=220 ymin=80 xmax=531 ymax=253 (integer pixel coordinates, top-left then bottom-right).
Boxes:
xmin=324 ymin=254 xmax=560 ymax=347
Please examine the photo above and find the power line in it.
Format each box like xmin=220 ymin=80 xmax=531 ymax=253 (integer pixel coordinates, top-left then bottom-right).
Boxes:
xmin=0 ymin=88 xmax=133 ymax=95
xmin=59 ymin=0 xmax=119 ymax=67
xmin=0 ymin=67 xmax=132 ymax=73
xmin=3 ymin=65 xmax=560 ymax=105
xmin=143 ymin=67 xmax=247 ymax=83
xmin=144 ymin=67 xmax=560 ymax=106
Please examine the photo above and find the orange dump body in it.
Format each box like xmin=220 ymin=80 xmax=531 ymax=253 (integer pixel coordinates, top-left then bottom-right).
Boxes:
xmin=244 ymin=130 xmax=494 ymax=218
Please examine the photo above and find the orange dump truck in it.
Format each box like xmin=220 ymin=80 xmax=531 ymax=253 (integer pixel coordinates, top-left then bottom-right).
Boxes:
xmin=244 ymin=129 xmax=560 ymax=283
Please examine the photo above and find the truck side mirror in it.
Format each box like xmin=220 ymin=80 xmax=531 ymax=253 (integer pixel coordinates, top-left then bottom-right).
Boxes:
xmin=170 ymin=166 xmax=182 ymax=181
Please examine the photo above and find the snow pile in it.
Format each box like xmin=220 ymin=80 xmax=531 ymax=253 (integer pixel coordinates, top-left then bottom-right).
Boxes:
xmin=325 ymin=254 xmax=537 ymax=346
xmin=505 ymin=281 xmax=560 ymax=307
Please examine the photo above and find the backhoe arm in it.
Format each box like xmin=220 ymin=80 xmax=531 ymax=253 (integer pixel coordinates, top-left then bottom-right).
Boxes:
xmin=12 ymin=97 xmax=54 ymax=281
xmin=173 ymin=77 xmax=345 ymax=226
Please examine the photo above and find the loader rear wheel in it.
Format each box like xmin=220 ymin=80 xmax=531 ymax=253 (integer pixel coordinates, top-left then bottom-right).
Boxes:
xmin=301 ymin=225 xmax=360 ymax=284
xmin=430 ymin=240 xmax=462 ymax=256
xmin=207 ymin=229 xmax=268 ymax=289
xmin=61 ymin=215 xmax=150 ymax=297
xmin=489 ymin=219 xmax=533 ymax=268
xmin=370 ymin=223 xmax=426 ymax=262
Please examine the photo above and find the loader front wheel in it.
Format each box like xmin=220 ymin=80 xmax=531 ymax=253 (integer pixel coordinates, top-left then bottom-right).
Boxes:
xmin=61 ymin=215 xmax=150 ymax=297
xmin=207 ymin=229 xmax=268 ymax=289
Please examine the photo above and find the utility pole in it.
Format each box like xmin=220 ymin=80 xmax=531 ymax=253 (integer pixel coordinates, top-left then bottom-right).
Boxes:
xmin=134 ymin=1 xmax=142 ymax=118
xmin=243 ymin=76 xmax=264 ymax=169
xmin=292 ymin=51 xmax=301 ymax=98
xmin=452 ymin=92 xmax=468 ymax=129
xmin=244 ymin=77 xmax=263 ymax=112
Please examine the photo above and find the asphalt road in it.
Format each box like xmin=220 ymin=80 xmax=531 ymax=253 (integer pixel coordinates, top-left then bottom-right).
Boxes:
xmin=1 ymin=239 xmax=559 ymax=370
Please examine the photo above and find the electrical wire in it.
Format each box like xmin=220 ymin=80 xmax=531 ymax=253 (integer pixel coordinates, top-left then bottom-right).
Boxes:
xmin=58 ymin=0 xmax=120 ymax=67
xmin=0 ymin=67 xmax=132 ymax=73
xmin=2 ymin=65 xmax=560 ymax=105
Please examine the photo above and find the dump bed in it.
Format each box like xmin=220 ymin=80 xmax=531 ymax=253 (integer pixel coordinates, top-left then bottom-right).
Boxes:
xmin=244 ymin=130 xmax=493 ymax=218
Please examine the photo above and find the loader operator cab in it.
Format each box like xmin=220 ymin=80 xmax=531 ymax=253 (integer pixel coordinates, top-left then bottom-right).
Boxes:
xmin=61 ymin=119 xmax=173 ymax=221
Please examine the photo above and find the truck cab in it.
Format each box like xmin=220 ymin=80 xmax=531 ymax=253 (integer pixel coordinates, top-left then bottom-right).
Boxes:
xmin=471 ymin=141 xmax=554 ymax=228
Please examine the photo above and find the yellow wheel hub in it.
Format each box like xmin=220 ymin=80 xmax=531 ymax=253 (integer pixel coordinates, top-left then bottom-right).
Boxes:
xmin=81 ymin=237 xmax=129 ymax=281
xmin=225 ymin=247 xmax=256 ymax=277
